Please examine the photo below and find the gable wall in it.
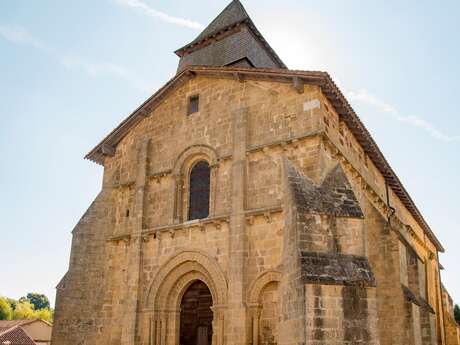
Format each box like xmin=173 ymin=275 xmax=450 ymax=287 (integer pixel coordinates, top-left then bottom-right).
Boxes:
xmin=54 ymin=73 xmax=446 ymax=345
xmin=103 ymin=76 xmax=325 ymax=228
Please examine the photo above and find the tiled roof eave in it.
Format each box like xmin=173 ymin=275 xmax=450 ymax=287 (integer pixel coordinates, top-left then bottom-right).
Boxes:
xmin=0 ymin=325 xmax=36 ymax=345
xmin=84 ymin=69 xmax=196 ymax=165
xmin=174 ymin=19 xmax=247 ymax=56
xmin=85 ymin=65 xmax=444 ymax=253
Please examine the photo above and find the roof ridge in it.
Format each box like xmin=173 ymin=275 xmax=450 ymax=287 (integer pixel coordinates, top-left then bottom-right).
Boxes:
xmin=0 ymin=324 xmax=37 ymax=345
xmin=177 ymin=0 xmax=250 ymax=53
xmin=0 ymin=324 xmax=19 ymax=337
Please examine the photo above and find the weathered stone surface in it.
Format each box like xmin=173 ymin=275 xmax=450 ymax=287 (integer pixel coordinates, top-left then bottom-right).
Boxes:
xmin=442 ymin=285 xmax=460 ymax=345
xmin=301 ymin=252 xmax=376 ymax=287
xmin=52 ymin=1 xmax=457 ymax=345
xmin=403 ymin=284 xmax=429 ymax=308
xmin=286 ymin=160 xmax=364 ymax=218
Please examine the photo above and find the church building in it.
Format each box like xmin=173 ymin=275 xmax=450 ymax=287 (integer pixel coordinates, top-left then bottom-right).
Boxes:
xmin=51 ymin=1 xmax=459 ymax=345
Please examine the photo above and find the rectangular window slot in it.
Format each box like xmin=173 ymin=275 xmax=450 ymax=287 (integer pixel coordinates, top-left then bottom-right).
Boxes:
xmin=188 ymin=95 xmax=199 ymax=115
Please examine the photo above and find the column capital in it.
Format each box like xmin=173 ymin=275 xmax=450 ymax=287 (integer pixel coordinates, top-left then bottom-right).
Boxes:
xmin=247 ymin=303 xmax=262 ymax=317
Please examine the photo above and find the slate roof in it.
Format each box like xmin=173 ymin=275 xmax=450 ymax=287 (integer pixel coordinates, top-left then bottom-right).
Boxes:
xmin=84 ymin=65 xmax=444 ymax=253
xmin=189 ymin=0 xmax=250 ymax=46
xmin=174 ymin=0 xmax=286 ymax=69
xmin=0 ymin=325 xmax=36 ymax=345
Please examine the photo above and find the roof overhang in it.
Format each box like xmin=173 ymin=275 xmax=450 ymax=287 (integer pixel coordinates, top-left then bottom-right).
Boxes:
xmin=85 ymin=65 xmax=444 ymax=253
xmin=174 ymin=18 xmax=287 ymax=70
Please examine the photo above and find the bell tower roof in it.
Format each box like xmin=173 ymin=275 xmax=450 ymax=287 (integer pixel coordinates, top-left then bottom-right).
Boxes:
xmin=175 ymin=0 xmax=286 ymax=72
xmin=187 ymin=0 xmax=250 ymax=46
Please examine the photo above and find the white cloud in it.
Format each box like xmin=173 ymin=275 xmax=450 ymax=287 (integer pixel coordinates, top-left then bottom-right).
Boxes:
xmin=347 ymin=89 xmax=460 ymax=143
xmin=0 ymin=25 xmax=151 ymax=92
xmin=397 ymin=115 xmax=460 ymax=143
xmin=0 ymin=25 xmax=47 ymax=50
xmin=115 ymin=0 xmax=204 ymax=30
xmin=59 ymin=56 xmax=152 ymax=92
xmin=347 ymin=89 xmax=396 ymax=114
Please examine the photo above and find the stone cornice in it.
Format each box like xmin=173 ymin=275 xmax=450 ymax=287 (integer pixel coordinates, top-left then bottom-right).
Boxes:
xmin=245 ymin=205 xmax=282 ymax=225
xmin=247 ymin=130 xmax=322 ymax=154
xmin=140 ymin=214 xmax=230 ymax=241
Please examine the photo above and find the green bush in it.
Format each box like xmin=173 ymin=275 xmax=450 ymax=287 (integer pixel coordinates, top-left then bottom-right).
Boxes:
xmin=0 ymin=297 xmax=13 ymax=320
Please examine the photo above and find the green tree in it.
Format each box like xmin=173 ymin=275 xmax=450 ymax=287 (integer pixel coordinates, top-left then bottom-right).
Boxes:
xmin=6 ymin=298 xmax=17 ymax=310
xmin=25 ymin=293 xmax=50 ymax=310
xmin=0 ymin=297 xmax=13 ymax=320
xmin=0 ymin=294 xmax=54 ymax=323
xmin=455 ymin=304 xmax=460 ymax=325
xmin=13 ymin=300 xmax=35 ymax=320
xmin=34 ymin=308 xmax=53 ymax=323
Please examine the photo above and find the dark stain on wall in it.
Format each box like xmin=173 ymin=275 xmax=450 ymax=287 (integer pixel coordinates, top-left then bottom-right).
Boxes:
xmin=342 ymin=286 xmax=370 ymax=343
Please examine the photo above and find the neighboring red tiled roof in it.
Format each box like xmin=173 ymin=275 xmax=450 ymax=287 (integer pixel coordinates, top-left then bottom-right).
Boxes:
xmin=0 ymin=321 xmax=32 ymax=334
xmin=85 ymin=65 xmax=444 ymax=253
xmin=0 ymin=325 xmax=36 ymax=345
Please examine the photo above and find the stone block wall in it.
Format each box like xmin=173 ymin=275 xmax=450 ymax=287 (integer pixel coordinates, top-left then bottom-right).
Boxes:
xmin=281 ymin=154 xmax=380 ymax=345
xmin=246 ymin=213 xmax=283 ymax=285
xmin=52 ymin=190 xmax=115 ymax=345
xmin=304 ymin=285 xmax=379 ymax=345
xmin=442 ymin=286 xmax=460 ymax=345
xmin=53 ymin=74 xmax=449 ymax=345
xmin=318 ymin=88 xmax=443 ymax=328
xmin=259 ymin=281 xmax=280 ymax=345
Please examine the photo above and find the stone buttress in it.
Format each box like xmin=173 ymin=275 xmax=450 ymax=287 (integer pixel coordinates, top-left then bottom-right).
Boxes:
xmin=281 ymin=158 xmax=380 ymax=345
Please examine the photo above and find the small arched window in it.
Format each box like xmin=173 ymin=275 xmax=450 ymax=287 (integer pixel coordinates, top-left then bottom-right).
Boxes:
xmin=188 ymin=161 xmax=210 ymax=220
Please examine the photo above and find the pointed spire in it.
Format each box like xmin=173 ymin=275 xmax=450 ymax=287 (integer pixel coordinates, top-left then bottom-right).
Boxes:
xmin=188 ymin=0 xmax=250 ymax=47
xmin=175 ymin=0 xmax=286 ymax=72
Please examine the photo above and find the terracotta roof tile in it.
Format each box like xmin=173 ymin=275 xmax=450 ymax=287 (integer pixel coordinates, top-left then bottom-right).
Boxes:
xmin=0 ymin=321 xmax=31 ymax=334
xmin=0 ymin=325 xmax=36 ymax=345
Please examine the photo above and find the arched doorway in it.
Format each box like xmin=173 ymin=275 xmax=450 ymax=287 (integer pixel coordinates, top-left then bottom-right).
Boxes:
xmin=259 ymin=281 xmax=279 ymax=345
xmin=247 ymin=271 xmax=282 ymax=345
xmin=180 ymin=281 xmax=213 ymax=345
xmin=145 ymin=251 xmax=227 ymax=345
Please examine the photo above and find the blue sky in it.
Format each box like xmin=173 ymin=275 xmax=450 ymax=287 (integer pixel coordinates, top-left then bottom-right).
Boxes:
xmin=0 ymin=0 xmax=459 ymax=306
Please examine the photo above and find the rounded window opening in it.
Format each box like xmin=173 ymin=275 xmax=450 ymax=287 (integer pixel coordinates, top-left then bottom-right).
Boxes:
xmin=188 ymin=161 xmax=210 ymax=220
xmin=180 ymin=280 xmax=213 ymax=345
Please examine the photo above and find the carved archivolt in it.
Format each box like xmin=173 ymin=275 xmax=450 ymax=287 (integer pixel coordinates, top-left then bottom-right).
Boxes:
xmin=247 ymin=270 xmax=282 ymax=345
xmin=172 ymin=145 xmax=218 ymax=176
xmin=145 ymin=249 xmax=228 ymax=309
xmin=247 ymin=270 xmax=282 ymax=305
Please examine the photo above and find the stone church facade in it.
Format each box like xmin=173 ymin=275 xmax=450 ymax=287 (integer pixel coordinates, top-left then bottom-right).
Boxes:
xmin=51 ymin=1 xmax=459 ymax=345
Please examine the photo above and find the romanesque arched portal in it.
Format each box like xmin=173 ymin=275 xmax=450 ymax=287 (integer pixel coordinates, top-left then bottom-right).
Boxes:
xmin=145 ymin=250 xmax=228 ymax=345
xmin=180 ymin=280 xmax=213 ymax=345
